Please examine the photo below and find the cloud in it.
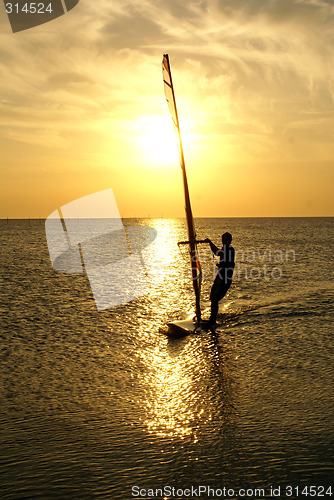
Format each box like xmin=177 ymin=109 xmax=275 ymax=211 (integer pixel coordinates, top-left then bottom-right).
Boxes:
xmin=98 ymin=12 xmax=164 ymax=50
xmin=0 ymin=0 xmax=333 ymax=159
xmin=1 ymin=0 xmax=333 ymax=217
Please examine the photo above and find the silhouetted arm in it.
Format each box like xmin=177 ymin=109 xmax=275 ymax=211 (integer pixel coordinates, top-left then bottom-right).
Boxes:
xmin=203 ymin=238 xmax=219 ymax=255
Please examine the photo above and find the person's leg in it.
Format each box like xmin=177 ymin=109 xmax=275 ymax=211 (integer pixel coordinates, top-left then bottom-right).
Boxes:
xmin=209 ymin=280 xmax=232 ymax=324
xmin=209 ymin=299 xmax=219 ymax=324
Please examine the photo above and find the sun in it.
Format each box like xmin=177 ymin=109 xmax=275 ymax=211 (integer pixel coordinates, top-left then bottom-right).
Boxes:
xmin=135 ymin=114 xmax=191 ymax=169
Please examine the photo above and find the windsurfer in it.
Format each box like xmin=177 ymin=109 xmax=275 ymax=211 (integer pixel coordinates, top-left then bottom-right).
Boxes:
xmin=204 ymin=232 xmax=235 ymax=325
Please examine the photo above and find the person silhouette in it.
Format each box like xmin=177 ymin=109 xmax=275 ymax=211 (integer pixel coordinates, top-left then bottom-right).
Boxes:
xmin=204 ymin=232 xmax=235 ymax=326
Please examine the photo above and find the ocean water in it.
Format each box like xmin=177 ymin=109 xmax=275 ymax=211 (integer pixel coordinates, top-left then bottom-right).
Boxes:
xmin=0 ymin=217 xmax=333 ymax=500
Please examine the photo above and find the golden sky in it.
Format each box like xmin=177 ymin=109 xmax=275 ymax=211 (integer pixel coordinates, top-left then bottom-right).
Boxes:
xmin=0 ymin=0 xmax=333 ymax=218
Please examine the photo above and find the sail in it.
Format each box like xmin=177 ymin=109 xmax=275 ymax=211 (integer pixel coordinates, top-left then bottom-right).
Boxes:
xmin=162 ymin=55 xmax=179 ymax=130
xmin=162 ymin=54 xmax=202 ymax=321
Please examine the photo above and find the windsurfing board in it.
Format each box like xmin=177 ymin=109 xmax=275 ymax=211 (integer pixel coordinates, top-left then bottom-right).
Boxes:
xmin=165 ymin=319 xmax=200 ymax=336
xmin=164 ymin=318 xmax=216 ymax=336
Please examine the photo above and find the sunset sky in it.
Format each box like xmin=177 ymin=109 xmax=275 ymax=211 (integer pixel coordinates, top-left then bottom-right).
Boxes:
xmin=0 ymin=0 xmax=333 ymax=218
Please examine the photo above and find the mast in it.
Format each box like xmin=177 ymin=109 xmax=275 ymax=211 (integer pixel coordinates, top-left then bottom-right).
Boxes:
xmin=162 ymin=54 xmax=202 ymax=321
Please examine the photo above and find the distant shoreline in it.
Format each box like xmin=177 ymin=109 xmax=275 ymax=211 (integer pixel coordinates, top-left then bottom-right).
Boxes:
xmin=1 ymin=216 xmax=333 ymax=221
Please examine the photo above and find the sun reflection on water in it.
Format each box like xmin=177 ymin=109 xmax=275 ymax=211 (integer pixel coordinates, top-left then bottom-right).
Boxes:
xmin=140 ymin=340 xmax=212 ymax=440
xmin=132 ymin=218 xmax=236 ymax=441
xmin=134 ymin=331 xmax=236 ymax=442
xmin=142 ymin=218 xmax=193 ymax=319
